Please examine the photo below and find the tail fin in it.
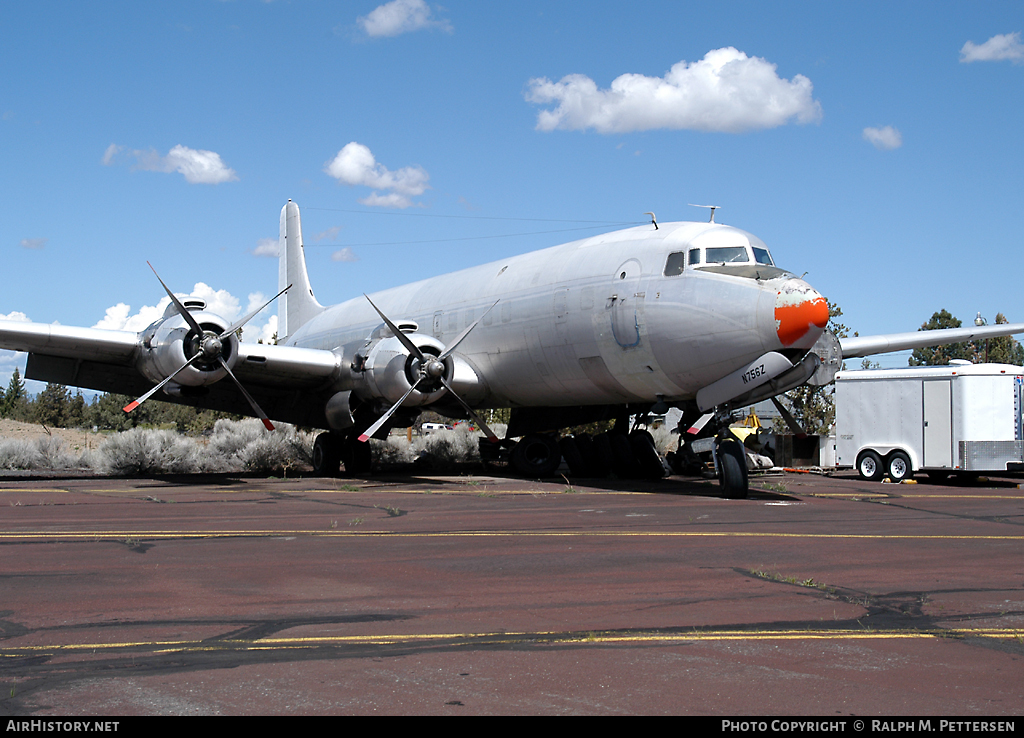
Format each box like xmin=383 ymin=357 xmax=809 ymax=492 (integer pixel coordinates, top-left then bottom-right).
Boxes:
xmin=278 ymin=200 xmax=324 ymax=340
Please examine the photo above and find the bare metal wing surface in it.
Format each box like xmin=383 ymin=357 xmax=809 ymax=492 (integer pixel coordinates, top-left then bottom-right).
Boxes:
xmin=0 ymin=199 xmax=1021 ymax=496
xmin=839 ymin=324 xmax=1024 ymax=359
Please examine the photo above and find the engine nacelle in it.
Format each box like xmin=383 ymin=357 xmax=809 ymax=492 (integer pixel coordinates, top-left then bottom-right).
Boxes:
xmin=136 ymin=307 xmax=240 ymax=389
xmin=361 ymin=332 xmax=449 ymax=407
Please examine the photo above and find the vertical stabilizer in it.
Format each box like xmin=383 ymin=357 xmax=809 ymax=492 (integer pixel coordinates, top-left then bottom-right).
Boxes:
xmin=278 ymin=200 xmax=324 ymax=340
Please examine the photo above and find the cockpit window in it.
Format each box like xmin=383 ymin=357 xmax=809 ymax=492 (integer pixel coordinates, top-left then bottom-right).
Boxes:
xmin=664 ymin=251 xmax=685 ymax=276
xmin=688 ymin=248 xmax=701 ymax=265
xmin=705 ymin=246 xmax=749 ymax=264
xmin=752 ymin=247 xmax=773 ymax=265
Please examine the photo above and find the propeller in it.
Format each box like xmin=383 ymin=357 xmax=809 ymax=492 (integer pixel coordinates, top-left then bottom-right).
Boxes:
xmin=123 ymin=262 xmax=290 ymax=430
xmin=357 ymin=295 xmax=500 ymax=443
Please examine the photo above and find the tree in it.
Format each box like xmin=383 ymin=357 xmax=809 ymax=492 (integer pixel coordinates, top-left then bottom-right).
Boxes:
xmin=35 ymin=383 xmax=71 ymax=427
xmin=984 ymin=314 xmax=1024 ymax=366
xmin=909 ymin=310 xmax=978 ymax=366
xmin=1 ymin=368 xmax=29 ymax=420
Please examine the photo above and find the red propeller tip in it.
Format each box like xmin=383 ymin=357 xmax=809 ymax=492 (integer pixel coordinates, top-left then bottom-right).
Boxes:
xmin=262 ymin=419 xmax=275 ymax=431
xmin=123 ymin=401 xmax=139 ymax=413
xmin=357 ymin=434 xmax=370 ymax=443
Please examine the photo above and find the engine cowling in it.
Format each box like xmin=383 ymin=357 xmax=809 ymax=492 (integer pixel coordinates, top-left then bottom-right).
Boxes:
xmin=137 ymin=306 xmax=240 ymax=390
xmin=360 ymin=332 xmax=450 ymax=407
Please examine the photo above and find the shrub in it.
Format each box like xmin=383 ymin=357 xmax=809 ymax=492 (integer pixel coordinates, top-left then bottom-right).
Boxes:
xmin=206 ymin=418 xmax=313 ymax=474
xmin=0 ymin=436 xmax=81 ymax=470
xmin=97 ymin=428 xmax=209 ymax=475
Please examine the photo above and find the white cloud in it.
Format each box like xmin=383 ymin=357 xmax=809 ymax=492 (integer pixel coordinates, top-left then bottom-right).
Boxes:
xmin=331 ymin=248 xmax=359 ymax=262
xmin=325 ymin=142 xmax=429 ymax=208
xmin=251 ymin=237 xmax=279 ymax=258
xmin=20 ymin=238 xmax=47 ymax=250
xmin=525 ymin=47 xmax=823 ymax=134
xmin=102 ymin=143 xmax=121 ymax=165
xmin=862 ymin=125 xmax=903 ymax=151
xmin=0 ymin=311 xmax=31 ymax=322
xmin=104 ymin=143 xmax=238 ymax=184
xmin=313 ymin=226 xmax=342 ymax=242
xmin=92 ymin=284 xmax=277 ymax=344
xmin=357 ymin=192 xmax=420 ymax=208
xmin=960 ymin=32 xmax=1024 ymax=63
xmin=357 ymin=0 xmax=452 ymax=38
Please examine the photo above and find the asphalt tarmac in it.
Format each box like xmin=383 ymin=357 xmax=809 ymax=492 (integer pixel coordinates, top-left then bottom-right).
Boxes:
xmin=0 ymin=469 xmax=1022 ymax=716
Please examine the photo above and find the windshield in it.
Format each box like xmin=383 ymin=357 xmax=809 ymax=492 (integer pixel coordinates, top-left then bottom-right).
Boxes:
xmin=752 ymin=247 xmax=774 ymax=265
xmin=705 ymin=246 xmax=749 ymax=263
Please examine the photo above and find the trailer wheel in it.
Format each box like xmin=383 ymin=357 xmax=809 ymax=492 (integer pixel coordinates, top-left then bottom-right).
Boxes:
xmin=856 ymin=450 xmax=884 ymax=482
xmin=886 ymin=451 xmax=913 ymax=481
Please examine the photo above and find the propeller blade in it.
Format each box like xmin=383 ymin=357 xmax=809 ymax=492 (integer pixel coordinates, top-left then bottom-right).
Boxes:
xmin=148 ymin=262 xmax=205 ymax=338
xmin=123 ymin=352 xmax=202 ymax=413
xmin=770 ymin=396 xmax=806 ymax=439
xmin=363 ymin=294 xmax=426 ymax=363
xmin=217 ymin=356 xmax=275 ymax=431
xmin=439 ymin=299 xmax=498 ymax=361
xmin=220 ymin=284 xmax=291 ymax=339
xmin=357 ymin=376 xmax=424 ymax=443
xmin=438 ymin=375 xmax=499 ymax=441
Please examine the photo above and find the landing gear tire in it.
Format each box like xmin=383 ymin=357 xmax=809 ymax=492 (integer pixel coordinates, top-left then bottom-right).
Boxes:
xmin=574 ymin=433 xmax=601 ymax=477
xmin=857 ymin=450 xmax=884 ymax=482
xmin=511 ymin=433 xmax=562 ymax=478
xmin=559 ymin=436 xmax=587 ymax=477
xmin=590 ymin=433 xmax=614 ymax=477
xmin=717 ymin=438 xmax=748 ymax=499
xmin=312 ymin=433 xmax=343 ymax=477
xmin=610 ymin=433 xmax=642 ymax=478
xmin=630 ymin=430 xmax=666 ymax=479
xmin=342 ymin=435 xmax=373 ymax=475
xmin=886 ymin=451 xmax=913 ymax=482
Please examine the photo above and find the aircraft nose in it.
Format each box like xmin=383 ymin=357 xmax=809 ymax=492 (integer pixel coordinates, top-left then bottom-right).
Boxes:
xmin=774 ymin=278 xmax=829 ymax=349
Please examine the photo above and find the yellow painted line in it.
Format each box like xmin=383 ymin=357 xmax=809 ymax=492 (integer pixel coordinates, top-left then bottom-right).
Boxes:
xmin=3 ymin=627 xmax=1020 ymax=656
xmin=3 ymin=529 xmax=1024 ymax=541
xmin=806 ymin=492 xmax=1024 ymax=500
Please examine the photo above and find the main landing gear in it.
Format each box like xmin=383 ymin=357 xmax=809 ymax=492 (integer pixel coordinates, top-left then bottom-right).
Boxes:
xmin=480 ymin=428 xmax=667 ymax=480
xmin=312 ymin=431 xmax=371 ymax=476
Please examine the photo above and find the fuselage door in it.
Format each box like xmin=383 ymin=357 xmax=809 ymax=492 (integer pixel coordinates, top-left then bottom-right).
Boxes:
xmin=610 ymin=258 xmax=644 ymax=349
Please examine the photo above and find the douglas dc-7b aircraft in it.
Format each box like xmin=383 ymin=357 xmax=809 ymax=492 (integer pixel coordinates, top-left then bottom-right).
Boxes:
xmin=1 ymin=200 xmax=1022 ymax=497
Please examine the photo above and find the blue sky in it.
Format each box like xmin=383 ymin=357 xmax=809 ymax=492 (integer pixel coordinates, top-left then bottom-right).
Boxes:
xmin=1 ymin=0 xmax=1022 ymax=393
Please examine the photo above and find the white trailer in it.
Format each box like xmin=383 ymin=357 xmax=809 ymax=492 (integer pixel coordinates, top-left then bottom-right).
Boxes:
xmin=835 ymin=363 xmax=1024 ymax=481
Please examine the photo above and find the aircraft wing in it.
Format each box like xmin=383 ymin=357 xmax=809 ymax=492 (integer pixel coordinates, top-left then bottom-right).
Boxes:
xmin=0 ymin=318 xmax=345 ymax=427
xmin=840 ymin=322 xmax=1024 ymax=359
xmin=0 ymin=319 xmax=139 ymax=364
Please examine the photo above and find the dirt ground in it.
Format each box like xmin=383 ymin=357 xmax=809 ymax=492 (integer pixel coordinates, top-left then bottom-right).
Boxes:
xmin=0 ymin=418 xmax=100 ymax=453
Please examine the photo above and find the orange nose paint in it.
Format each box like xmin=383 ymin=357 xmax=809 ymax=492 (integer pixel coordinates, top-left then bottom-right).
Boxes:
xmin=775 ymin=295 xmax=829 ymax=347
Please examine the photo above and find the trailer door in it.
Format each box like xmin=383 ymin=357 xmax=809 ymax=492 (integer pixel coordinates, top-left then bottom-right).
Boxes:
xmin=923 ymin=379 xmax=953 ymax=468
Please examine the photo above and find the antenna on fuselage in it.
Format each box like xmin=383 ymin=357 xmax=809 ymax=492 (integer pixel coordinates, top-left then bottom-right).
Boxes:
xmin=644 ymin=212 xmax=658 ymax=230
xmin=688 ymin=204 xmax=721 ymax=223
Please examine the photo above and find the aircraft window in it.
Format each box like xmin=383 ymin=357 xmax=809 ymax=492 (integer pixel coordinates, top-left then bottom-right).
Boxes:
xmin=688 ymin=248 xmax=701 ymax=265
xmin=664 ymin=251 xmax=685 ymax=276
xmin=705 ymin=246 xmax=749 ymax=263
xmin=752 ymin=247 xmax=774 ymax=265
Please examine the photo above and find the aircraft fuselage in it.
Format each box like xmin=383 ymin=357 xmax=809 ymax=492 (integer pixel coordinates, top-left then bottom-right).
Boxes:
xmin=287 ymin=221 xmax=828 ymax=410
